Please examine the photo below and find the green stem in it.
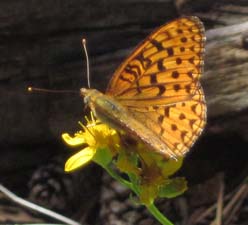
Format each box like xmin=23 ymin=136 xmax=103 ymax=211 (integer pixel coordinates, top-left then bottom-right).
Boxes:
xmin=104 ymin=166 xmax=132 ymax=189
xmin=147 ymin=204 xmax=174 ymax=225
xmin=104 ymin=165 xmax=174 ymax=225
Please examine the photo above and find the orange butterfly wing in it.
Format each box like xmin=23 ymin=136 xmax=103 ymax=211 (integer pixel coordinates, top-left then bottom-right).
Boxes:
xmin=106 ymin=16 xmax=206 ymax=157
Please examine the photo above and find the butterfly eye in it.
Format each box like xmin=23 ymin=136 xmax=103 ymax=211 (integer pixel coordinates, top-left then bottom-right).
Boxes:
xmin=84 ymin=95 xmax=90 ymax=105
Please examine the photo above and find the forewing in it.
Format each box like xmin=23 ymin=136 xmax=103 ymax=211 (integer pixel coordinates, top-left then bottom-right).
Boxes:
xmin=106 ymin=16 xmax=205 ymax=107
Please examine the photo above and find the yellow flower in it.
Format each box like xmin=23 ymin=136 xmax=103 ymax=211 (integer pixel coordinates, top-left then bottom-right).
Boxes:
xmin=62 ymin=112 xmax=187 ymax=204
xmin=62 ymin=113 xmax=120 ymax=172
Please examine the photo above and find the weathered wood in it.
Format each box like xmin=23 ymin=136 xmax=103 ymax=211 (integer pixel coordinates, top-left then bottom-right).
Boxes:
xmin=1 ymin=0 xmax=248 ymax=175
xmin=0 ymin=0 xmax=176 ymax=146
xmin=1 ymin=1 xmax=248 ymax=224
xmin=204 ymin=21 xmax=248 ymax=118
xmin=1 ymin=0 xmax=248 ymax=174
xmin=2 ymin=21 xmax=248 ymax=145
xmin=176 ymin=0 xmax=248 ymax=27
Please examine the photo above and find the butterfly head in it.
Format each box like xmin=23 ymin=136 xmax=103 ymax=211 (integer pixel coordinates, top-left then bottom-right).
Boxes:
xmin=80 ymin=87 xmax=106 ymax=111
xmin=80 ymin=88 xmax=96 ymax=105
xmin=80 ymin=87 xmax=89 ymax=98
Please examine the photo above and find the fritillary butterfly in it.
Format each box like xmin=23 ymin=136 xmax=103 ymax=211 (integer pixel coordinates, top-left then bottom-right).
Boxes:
xmin=81 ymin=16 xmax=206 ymax=159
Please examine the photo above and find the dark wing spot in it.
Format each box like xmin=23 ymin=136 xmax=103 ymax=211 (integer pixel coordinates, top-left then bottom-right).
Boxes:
xmin=158 ymin=59 xmax=166 ymax=71
xmin=177 ymin=29 xmax=183 ymax=34
xmin=190 ymin=46 xmax=195 ymax=52
xmin=158 ymin=115 xmax=164 ymax=124
xmin=167 ymin=47 xmax=174 ymax=56
xmin=164 ymin=30 xmax=171 ymax=39
xmin=174 ymin=84 xmax=180 ymax=92
xmin=180 ymin=47 xmax=185 ymax=52
xmin=191 ymin=104 xmax=198 ymax=113
xmin=150 ymin=74 xmax=157 ymax=84
xmin=189 ymin=119 xmax=196 ymax=128
xmin=181 ymin=37 xmax=187 ymax=43
xmin=181 ymin=131 xmax=188 ymax=141
xmin=171 ymin=124 xmax=177 ymax=131
xmin=179 ymin=113 xmax=186 ymax=120
xmin=145 ymin=58 xmax=152 ymax=68
xmin=153 ymin=106 xmax=159 ymax=110
xmin=191 ymin=36 xmax=197 ymax=41
xmin=174 ymin=142 xmax=181 ymax=151
xmin=185 ymin=84 xmax=191 ymax=93
xmin=136 ymin=82 xmax=142 ymax=93
xmin=181 ymin=102 xmax=186 ymax=107
xmin=176 ymin=58 xmax=182 ymax=65
xmin=164 ymin=107 xmax=170 ymax=117
xmin=150 ymin=39 xmax=164 ymax=51
xmin=125 ymin=65 xmax=138 ymax=79
xmin=120 ymin=74 xmax=133 ymax=83
xmin=189 ymin=57 xmax=195 ymax=64
xmin=135 ymin=53 xmax=151 ymax=70
xmin=172 ymin=71 xmax=179 ymax=79
xmin=157 ymin=85 xmax=166 ymax=96
xmin=187 ymin=71 xmax=193 ymax=78
xmin=188 ymin=27 xmax=193 ymax=32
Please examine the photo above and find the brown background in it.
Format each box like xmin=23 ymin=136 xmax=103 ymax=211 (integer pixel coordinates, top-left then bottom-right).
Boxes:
xmin=0 ymin=0 xmax=248 ymax=224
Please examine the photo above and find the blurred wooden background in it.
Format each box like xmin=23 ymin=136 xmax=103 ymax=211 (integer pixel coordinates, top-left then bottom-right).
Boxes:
xmin=0 ymin=0 xmax=248 ymax=224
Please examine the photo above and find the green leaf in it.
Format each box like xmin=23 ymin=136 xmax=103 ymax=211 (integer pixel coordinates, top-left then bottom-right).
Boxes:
xmin=93 ymin=147 xmax=113 ymax=167
xmin=159 ymin=157 xmax=183 ymax=177
xmin=158 ymin=177 xmax=188 ymax=199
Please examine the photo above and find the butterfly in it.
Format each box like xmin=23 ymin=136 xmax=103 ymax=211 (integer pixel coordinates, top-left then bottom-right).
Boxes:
xmin=81 ymin=16 xmax=206 ymax=160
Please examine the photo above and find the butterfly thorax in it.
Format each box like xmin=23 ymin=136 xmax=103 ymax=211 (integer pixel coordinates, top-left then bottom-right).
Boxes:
xmin=80 ymin=88 xmax=132 ymax=131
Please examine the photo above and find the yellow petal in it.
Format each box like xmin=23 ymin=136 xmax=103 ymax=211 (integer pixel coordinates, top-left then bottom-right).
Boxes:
xmin=65 ymin=147 xmax=95 ymax=172
xmin=62 ymin=133 xmax=85 ymax=146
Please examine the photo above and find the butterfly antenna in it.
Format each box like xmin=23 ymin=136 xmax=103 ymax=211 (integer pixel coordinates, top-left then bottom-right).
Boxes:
xmin=27 ymin=87 xmax=78 ymax=94
xmin=82 ymin=38 xmax=91 ymax=88
xmin=27 ymin=86 xmax=78 ymax=94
